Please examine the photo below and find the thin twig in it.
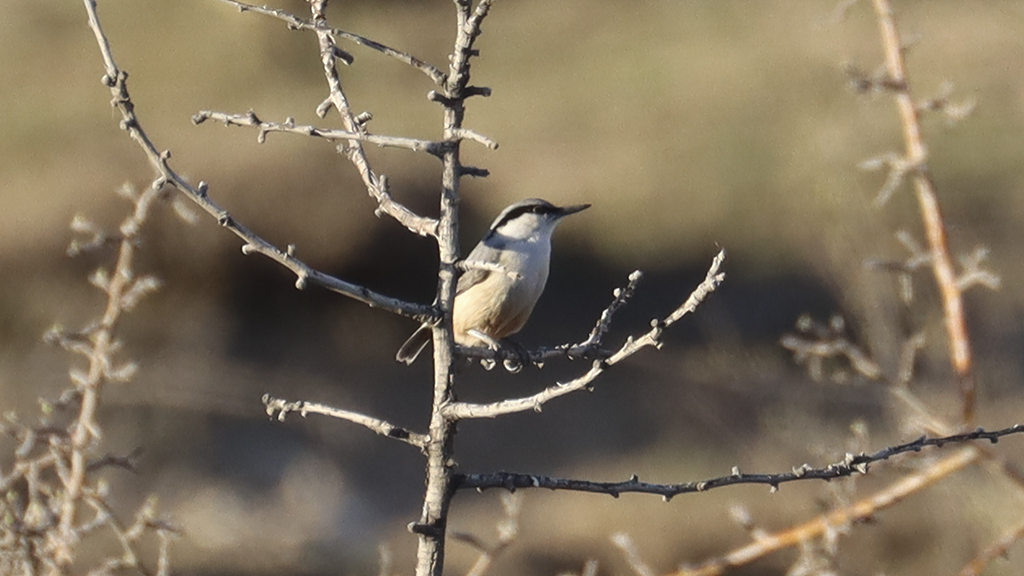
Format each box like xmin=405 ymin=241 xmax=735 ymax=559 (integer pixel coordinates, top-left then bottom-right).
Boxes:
xmin=450 ymin=128 xmax=499 ymax=150
xmin=263 ymin=395 xmax=429 ymax=449
xmin=781 ymin=314 xmax=883 ymax=382
xmin=456 ymin=269 xmax=643 ymax=367
xmin=53 ymin=175 xmax=166 ymax=568
xmin=215 ymin=0 xmax=447 ymax=84
xmin=454 ymin=425 xmax=1024 ymax=497
xmin=871 ymin=0 xmax=977 ymax=424
xmin=6 ymin=91 xmax=178 ymax=576
xmin=890 ymin=386 xmax=1024 ymax=494
xmin=444 ymin=250 xmax=725 ymax=419
xmin=194 ymin=110 xmax=450 ymax=156
xmin=672 ymin=447 xmax=980 ymax=576
xmin=80 ymin=0 xmax=435 ymax=323
xmin=573 ymin=270 xmax=643 ymax=351
xmin=307 ymin=0 xmax=436 ymax=238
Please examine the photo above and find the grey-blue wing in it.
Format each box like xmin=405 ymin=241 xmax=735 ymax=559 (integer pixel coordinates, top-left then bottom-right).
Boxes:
xmin=457 ymin=267 xmax=490 ymax=295
xmin=457 ymin=240 xmax=498 ymax=295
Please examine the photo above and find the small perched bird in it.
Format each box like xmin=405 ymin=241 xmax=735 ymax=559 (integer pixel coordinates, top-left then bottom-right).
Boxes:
xmin=396 ymin=198 xmax=590 ymax=364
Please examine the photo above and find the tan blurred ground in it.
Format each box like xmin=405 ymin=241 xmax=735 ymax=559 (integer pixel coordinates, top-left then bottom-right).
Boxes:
xmin=3 ymin=1 xmax=1024 ymax=575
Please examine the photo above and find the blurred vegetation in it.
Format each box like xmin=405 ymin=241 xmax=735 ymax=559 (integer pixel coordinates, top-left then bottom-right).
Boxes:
xmin=2 ymin=1 xmax=1024 ymax=575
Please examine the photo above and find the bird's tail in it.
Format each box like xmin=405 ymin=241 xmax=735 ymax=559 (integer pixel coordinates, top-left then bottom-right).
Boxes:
xmin=395 ymin=325 xmax=432 ymax=364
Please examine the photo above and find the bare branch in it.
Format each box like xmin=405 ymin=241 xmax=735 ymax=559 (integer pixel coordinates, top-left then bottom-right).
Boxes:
xmin=456 ymin=269 xmax=643 ymax=369
xmin=857 ymin=151 xmax=911 ymax=207
xmin=917 ymin=80 xmax=977 ymax=125
xmin=672 ymin=448 xmax=980 ymax=576
xmin=263 ymin=395 xmax=428 ymax=449
xmin=445 ymin=250 xmax=725 ymax=419
xmin=80 ymin=0 xmax=435 ymax=323
xmin=307 ymin=1 xmax=437 ymax=239
xmin=4 ymin=71 xmax=177 ymax=576
xmin=570 ymin=270 xmax=644 ymax=353
xmin=411 ymin=1 xmax=501 ymax=574
xmin=781 ymin=314 xmax=882 ymax=382
xmin=956 ymin=246 xmax=1001 ymax=292
xmin=458 ymin=267 xmax=683 ymax=368
xmin=889 ymin=386 xmax=1024 ymax=495
xmin=894 ymin=331 xmax=927 ymax=387
xmin=870 ymin=0 xmax=978 ymax=423
xmin=193 ymin=110 xmax=450 ymax=156
xmin=455 ymin=426 xmax=1024 ymax=498
xmin=214 ymin=0 xmax=447 ymax=84
xmin=53 ymin=174 xmax=168 ymax=568
xmin=450 ymin=128 xmax=499 ymax=150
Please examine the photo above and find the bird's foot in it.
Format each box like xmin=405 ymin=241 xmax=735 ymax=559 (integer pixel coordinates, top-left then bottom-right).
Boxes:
xmin=466 ymin=330 xmax=532 ymax=373
xmin=467 ymin=329 xmax=502 ymax=371
xmin=495 ymin=339 xmax=531 ymax=374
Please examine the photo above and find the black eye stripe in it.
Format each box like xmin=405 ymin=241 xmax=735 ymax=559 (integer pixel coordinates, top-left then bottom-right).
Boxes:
xmin=509 ymin=205 xmax=552 ymax=218
xmin=495 ymin=205 xmax=545 ymax=225
xmin=489 ymin=199 xmax=561 ymax=230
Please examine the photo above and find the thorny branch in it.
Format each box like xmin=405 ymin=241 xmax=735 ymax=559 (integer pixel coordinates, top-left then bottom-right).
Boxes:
xmin=0 ymin=179 xmax=178 ymax=573
xmin=76 ymin=1 xmax=1024 ymax=576
xmin=784 ymin=319 xmax=1024 ymax=573
xmin=51 ymin=177 xmax=166 ymax=569
xmin=573 ymin=270 xmax=644 ymax=351
xmin=307 ymin=0 xmax=439 ymax=239
xmin=458 ymin=269 xmax=646 ymax=368
xmin=454 ymin=425 xmax=1024 ymax=498
xmin=263 ymin=395 xmax=429 ymax=449
xmin=444 ymin=249 xmax=725 ymax=419
xmin=781 ymin=314 xmax=882 ymax=382
xmin=409 ymin=0 xmax=497 ymax=573
xmin=215 ymin=0 xmax=447 ymax=84
xmin=81 ymin=0 xmax=435 ymax=325
xmin=870 ymin=0 xmax=978 ymax=423
xmin=193 ymin=110 xmax=451 ymax=156
xmin=672 ymin=447 xmax=980 ymax=576
xmin=749 ymin=3 xmax=1011 ymax=573
xmin=261 ymin=250 xmax=722 ymax=459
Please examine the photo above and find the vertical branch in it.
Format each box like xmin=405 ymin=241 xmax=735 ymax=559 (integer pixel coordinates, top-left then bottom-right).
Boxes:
xmin=414 ymin=2 xmax=494 ymax=576
xmin=301 ymin=4 xmax=465 ymax=574
xmin=307 ymin=1 xmax=435 ymax=237
xmin=870 ymin=0 xmax=976 ymax=424
xmin=54 ymin=181 xmax=164 ymax=568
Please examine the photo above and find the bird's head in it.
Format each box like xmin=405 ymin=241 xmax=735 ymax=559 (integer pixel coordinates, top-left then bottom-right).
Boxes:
xmin=488 ymin=198 xmax=590 ymax=241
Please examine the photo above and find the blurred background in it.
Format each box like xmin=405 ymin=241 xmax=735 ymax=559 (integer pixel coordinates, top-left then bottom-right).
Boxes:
xmin=3 ymin=0 xmax=1024 ymax=574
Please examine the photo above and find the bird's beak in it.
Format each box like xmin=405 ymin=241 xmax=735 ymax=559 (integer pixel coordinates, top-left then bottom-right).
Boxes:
xmin=557 ymin=203 xmax=591 ymax=218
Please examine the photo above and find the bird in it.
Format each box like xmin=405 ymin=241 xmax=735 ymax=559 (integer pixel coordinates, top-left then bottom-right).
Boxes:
xmin=396 ymin=198 xmax=590 ymax=364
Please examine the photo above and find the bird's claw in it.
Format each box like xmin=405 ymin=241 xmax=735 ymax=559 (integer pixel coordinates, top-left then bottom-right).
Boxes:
xmin=466 ymin=329 xmax=532 ymax=373
xmin=500 ymin=339 xmax=531 ymax=373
